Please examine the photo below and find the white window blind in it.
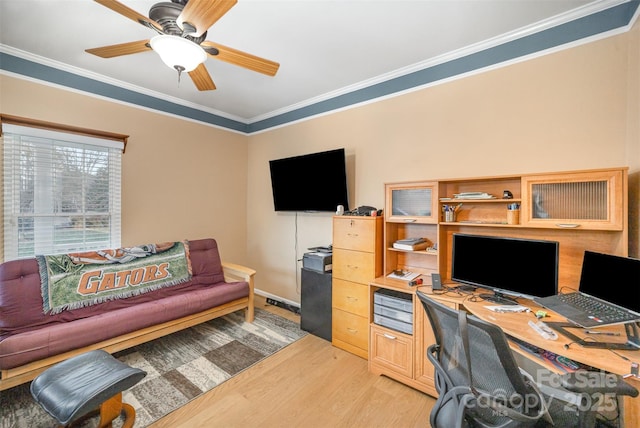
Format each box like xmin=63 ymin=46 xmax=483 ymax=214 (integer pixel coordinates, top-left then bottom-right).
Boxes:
xmin=3 ymin=123 xmax=123 ymax=260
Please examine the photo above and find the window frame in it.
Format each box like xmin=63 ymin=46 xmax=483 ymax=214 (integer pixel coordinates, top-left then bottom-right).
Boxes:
xmin=0 ymin=115 xmax=128 ymax=261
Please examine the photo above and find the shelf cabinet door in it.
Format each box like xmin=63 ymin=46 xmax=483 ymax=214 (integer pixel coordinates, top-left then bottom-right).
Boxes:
xmin=520 ymin=169 xmax=626 ymax=230
xmin=370 ymin=324 xmax=413 ymax=378
xmin=386 ymin=181 xmax=438 ymax=224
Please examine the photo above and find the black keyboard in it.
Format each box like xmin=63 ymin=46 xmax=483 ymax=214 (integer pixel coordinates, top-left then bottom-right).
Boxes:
xmin=557 ymin=293 xmax=638 ymax=324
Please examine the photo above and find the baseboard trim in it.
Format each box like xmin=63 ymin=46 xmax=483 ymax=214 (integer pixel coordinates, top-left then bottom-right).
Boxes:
xmin=255 ymin=289 xmax=301 ymax=314
xmin=254 ymin=289 xmax=300 ymax=308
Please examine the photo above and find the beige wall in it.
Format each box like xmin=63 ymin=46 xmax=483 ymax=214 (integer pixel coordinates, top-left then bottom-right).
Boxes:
xmin=0 ymin=76 xmax=250 ymax=264
xmin=248 ymin=28 xmax=640 ymax=303
xmin=2 ymin=22 xmax=639 ymax=304
xmin=627 ymin=20 xmax=640 ymax=257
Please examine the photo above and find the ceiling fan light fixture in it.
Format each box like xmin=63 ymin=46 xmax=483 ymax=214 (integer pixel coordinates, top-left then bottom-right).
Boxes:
xmin=150 ymin=35 xmax=207 ymax=72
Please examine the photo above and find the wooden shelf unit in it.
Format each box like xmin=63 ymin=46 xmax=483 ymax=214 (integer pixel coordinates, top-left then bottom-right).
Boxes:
xmin=384 ymin=181 xmax=439 ymax=279
xmin=368 ymin=167 xmax=629 ymax=396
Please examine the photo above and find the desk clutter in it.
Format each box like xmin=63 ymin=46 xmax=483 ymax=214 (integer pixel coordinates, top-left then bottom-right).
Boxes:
xmin=485 ymin=305 xmax=530 ymax=313
xmin=510 ymin=336 xmax=596 ymax=373
xmin=386 ymin=269 xmax=421 ymax=281
xmin=528 ymin=320 xmax=558 ymax=340
xmin=392 ymin=237 xmax=430 ymax=251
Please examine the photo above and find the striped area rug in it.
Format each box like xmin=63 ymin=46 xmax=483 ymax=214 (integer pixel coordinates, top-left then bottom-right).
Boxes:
xmin=1 ymin=308 xmax=306 ymax=427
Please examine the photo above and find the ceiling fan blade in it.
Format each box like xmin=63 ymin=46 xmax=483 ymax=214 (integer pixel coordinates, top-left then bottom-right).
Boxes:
xmin=201 ymin=41 xmax=279 ymax=76
xmin=177 ymin=0 xmax=237 ymax=37
xmin=94 ymin=0 xmax=163 ymax=33
xmin=85 ymin=40 xmax=151 ymax=58
xmin=189 ymin=63 xmax=216 ymax=91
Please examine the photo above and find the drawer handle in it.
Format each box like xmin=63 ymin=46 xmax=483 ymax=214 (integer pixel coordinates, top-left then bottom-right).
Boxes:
xmin=346 ymin=296 xmax=358 ymax=302
xmin=383 ymin=333 xmax=397 ymax=340
xmin=347 ymin=328 xmax=358 ymax=334
xmin=347 ymin=233 xmax=359 ymax=237
xmin=347 ymin=265 xmax=359 ymax=270
xmin=403 ymin=219 xmax=417 ymax=223
xmin=555 ymin=223 xmax=581 ymax=228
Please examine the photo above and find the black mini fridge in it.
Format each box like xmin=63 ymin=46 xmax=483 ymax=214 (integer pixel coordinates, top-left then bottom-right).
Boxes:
xmin=300 ymin=268 xmax=332 ymax=341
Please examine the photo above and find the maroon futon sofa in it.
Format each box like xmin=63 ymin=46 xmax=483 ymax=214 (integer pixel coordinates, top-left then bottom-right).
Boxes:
xmin=0 ymin=238 xmax=255 ymax=391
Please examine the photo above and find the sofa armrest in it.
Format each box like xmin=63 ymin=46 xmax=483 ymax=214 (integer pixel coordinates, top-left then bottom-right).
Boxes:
xmin=222 ymin=262 xmax=256 ymax=283
xmin=222 ymin=262 xmax=255 ymax=322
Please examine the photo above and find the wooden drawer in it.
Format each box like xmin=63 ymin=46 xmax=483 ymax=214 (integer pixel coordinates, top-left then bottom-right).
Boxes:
xmin=332 ymin=248 xmax=377 ymax=284
xmin=332 ymin=308 xmax=369 ymax=351
xmin=333 ymin=217 xmax=378 ymax=252
xmin=370 ymin=324 xmax=413 ymax=378
xmin=332 ymin=278 xmax=368 ymax=317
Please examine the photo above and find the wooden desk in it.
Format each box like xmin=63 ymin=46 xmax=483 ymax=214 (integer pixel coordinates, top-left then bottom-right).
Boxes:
xmin=423 ymin=288 xmax=640 ymax=426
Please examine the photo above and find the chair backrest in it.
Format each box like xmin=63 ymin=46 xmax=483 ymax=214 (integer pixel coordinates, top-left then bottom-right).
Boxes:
xmin=416 ymin=291 xmax=545 ymax=427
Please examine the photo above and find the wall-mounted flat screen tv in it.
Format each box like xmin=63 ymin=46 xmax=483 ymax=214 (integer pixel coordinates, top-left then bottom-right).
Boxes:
xmin=269 ymin=148 xmax=349 ymax=212
xmin=451 ymin=233 xmax=559 ymax=304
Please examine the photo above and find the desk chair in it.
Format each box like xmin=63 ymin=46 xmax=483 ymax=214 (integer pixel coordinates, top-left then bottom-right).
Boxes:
xmin=416 ymin=291 xmax=638 ymax=428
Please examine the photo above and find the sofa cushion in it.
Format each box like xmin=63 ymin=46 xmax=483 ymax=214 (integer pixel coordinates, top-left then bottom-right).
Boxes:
xmin=0 ymin=258 xmax=44 ymax=333
xmin=0 ymin=238 xmax=227 ymax=335
xmin=187 ymin=238 xmax=225 ymax=285
xmin=0 ymin=281 xmax=249 ymax=370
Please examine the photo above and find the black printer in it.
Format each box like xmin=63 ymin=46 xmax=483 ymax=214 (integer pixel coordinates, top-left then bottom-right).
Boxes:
xmin=302 ymin=251 xmax=332 ymax=273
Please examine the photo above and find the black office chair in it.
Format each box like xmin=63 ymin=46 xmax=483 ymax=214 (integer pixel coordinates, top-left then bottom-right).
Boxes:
xmin=416 ymin=291 xmax=638 ymax=428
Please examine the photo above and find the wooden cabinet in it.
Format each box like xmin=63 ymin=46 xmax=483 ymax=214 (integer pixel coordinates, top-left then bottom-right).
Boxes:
xmin=385 ymin=181 xmax=438 ymax=224
xmin=438 ymin=175 xmax=522 ymax=226
xmin=437 ymin=167 xmax=628 ymax=287
xmin=368 ymin=280 xmax=460 ymax=395
xmin=435 ymin=168 xmax=627 ymax=231
xmin=370 ymin=324 xmax=413 ymax=379
xmin=521 ymin=168 xmax=626 ymax=230
xmin=384 ymin=182 xmax=439 ymax=278
xmin=332 ymin=215 xmax=383 ymax=359
xmin=368 ymin=281 xmax=418 ymax=389
xmin=369 ymin=167 xmax=628 ymax=397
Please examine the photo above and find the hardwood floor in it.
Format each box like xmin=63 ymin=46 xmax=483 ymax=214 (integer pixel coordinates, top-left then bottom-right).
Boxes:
xmin=149 ymin=295 xmax=435 ymax=427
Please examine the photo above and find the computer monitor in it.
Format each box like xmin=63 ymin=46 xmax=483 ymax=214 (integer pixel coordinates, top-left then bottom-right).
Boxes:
xmin=451 ymin=234 xmax=559 ymax=305
xmin=542 ymin=251 xmax=640 ymax=350
xmin=578 ymin=250 xmax=640 ymax=314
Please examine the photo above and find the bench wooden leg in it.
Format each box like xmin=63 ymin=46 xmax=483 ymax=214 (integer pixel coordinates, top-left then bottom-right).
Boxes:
xmin=98 ymin=392 xmax=136 ymax=428
xmin=55 ymin=393 xmax=136 ymax=428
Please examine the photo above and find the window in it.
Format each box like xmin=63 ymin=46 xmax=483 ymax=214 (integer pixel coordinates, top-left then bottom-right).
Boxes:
xmin=2 ymin=120 xmax=125 ymax=260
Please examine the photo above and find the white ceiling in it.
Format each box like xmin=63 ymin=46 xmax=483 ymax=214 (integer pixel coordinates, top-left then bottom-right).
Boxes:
xmin=0 ymin=0 xmax=632 ymax=130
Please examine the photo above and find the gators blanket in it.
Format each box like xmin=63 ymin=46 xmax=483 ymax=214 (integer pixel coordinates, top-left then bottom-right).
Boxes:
xmin=36 ymin=241 xmax=192 ymax=314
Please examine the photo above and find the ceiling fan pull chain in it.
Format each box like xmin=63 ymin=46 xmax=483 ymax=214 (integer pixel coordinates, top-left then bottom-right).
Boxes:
xmin=175 ymin=65 xmax=185 ymax=85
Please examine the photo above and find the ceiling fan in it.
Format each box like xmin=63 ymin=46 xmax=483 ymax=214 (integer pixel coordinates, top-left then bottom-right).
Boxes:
xmin=85 ymin=0 xmax=280 ymax=91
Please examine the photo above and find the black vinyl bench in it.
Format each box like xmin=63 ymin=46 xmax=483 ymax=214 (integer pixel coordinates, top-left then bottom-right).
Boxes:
xmin=30 ymin=349 xmax=146 ymax=427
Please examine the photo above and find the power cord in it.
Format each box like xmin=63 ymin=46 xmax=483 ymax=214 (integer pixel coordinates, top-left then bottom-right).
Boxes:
xmin=430 ymin=284 xmax=475 ymax=297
